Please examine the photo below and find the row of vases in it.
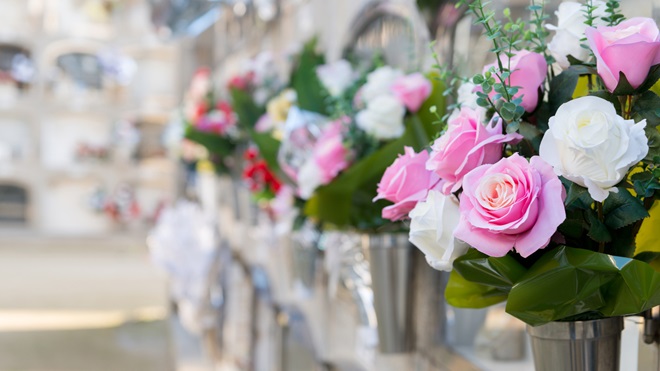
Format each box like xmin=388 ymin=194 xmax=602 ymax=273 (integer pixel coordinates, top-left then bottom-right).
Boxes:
xmin=213 ymin=173 xmax=626 ymax=371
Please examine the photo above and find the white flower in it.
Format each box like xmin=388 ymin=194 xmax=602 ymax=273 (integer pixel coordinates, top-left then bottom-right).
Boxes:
xmin=408 ymin=190 xmax=467 ymax=271
xmin=546 ymin=1 xmax=607 ymax=69
xmin=448 ymin=81 xmax=484 ymax=121
xmin=539 ymin=96 xmax=648 ymax=202
xmin=316 ymin=59 xmax=355 ymax=97
xmin=356 ymin=95 xmax=406 ymax=140
xmin=297 ymin=158 xmax=323 ymax=199
xmin=361 ymin=66 xmax=404 ymax=103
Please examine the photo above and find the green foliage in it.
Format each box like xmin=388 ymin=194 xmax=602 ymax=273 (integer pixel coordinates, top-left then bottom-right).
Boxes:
xmin=449 ymin=246 xmax=660 ymax=326
xmin=582 ymin=0 xmax=599 ymax=28
xmin=290 ymin=38 xmax=327 ymax=115
xmin=526 ymin=0 xmax=554 ymax=64
xmin=632 ymin=91 xmax=660 ymax=128
xmin=549 ymin=65 xmax=592 ymax=114
xmin=602 ymin=187 xmax=649 ymax=230
xmin=229 ymin=86 xmax=288 ymax=180
xmin=183 ymin=125 xmax=237 ymax=174
xmin=304 ymin=114 xmax=437 ymax=230
xmin=602 ymin=0 xmax=624 ymax=26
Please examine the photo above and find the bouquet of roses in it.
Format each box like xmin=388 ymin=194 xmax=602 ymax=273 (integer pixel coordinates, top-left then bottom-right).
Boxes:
xmin=295 ymin=56 xmax=443 ymax=231
xmin=182 ymin=67 xmax=240 ymax=174
xmin=375 ymin=0 xmax=660 ymax=326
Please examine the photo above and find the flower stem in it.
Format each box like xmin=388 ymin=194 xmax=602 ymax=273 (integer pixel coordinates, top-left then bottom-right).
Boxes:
xmin=597 ymin=201 xmax=605 ymax=253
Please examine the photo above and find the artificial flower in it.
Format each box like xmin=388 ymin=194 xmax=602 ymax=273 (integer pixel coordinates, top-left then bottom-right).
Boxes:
xmin=374 ymin=147 xmax=441 ymax=221
xmin=482 ymin=50 xmax=547 ymax=112
xmin=546 ymin=1 xmax=607 ymax=69
xmin=454 ymin=154 xmax=566 ymax=258
xmin=539 ymin=96 xmax=648 ymax=202
xmin=586 ymin=17 xmax=660 ymax=92
xmin=316 ymin=59 xmax=355 ymax=97
xmin=355 ymin=94 xmax=406 ymax=140
xmin=359 ymin=66 xmax=404 ymax=104
xmin=426 ymin=108 xmax=522 ymax=194
xmin=408 ymin=190 xmax=467 ymax=271
xmin=391 ymin=73 xmax=433 ymax=113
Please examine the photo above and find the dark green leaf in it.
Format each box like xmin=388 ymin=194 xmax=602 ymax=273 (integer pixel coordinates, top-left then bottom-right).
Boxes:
xmin=644 ymin=126 xmax=660 ymax=163
xmin=564 ymin=180 xmax=591 ymax=208
xmin=631 ymin=91 xmax=660 ymax=128
xmin=611 ymin=71 xmax=636 ymax=95
xmin=634 ymin=251 xmax=660 ymax=264
xmin=586 ymin=209 xmax=612 ymax=243
xmin=602 ymin=187 xmax=649 ymax=229
xmin=635 ymin=64 xmax=660 ymax=94
xmin=549 ymin=66 xmax=586 ymax=114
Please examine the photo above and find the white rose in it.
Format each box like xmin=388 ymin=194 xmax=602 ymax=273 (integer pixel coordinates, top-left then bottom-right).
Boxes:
xmin=361 ymin=66 xmax=404 ymax=103
xmin=448 ymin=81 xmax=484 ymax=121
xmin=408 ymin=190 xmax=467 ymax=271
xmin=546 ymin=1 xmax=607 ymax=69
xmin=297 ymin=158 xmax=323 ymax=200
xmin=356 ymin=95 xmax=406 ymax=140
xmin=539 ymin=96 xmax=648 ymax=202
xmin=316 ymin=59 xmax=355 ymax=97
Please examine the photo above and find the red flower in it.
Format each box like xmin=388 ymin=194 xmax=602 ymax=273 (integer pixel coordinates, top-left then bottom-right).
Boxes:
xmin=242 ymin=148 xmax=282 ymax=197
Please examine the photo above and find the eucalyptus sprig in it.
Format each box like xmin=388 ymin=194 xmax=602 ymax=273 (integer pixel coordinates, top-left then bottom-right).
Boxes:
xmin=602 ymin=0 xmax=624 ymax=26
xmin=429 ymin=42 xmax=468 ymax=124
xmin=582 ymin=0 xmax=599 ymax=28
xmin=457 ymin=0 xmax=526 ymax=131
xmin=526 ymin=0 xmax=555 ymax=65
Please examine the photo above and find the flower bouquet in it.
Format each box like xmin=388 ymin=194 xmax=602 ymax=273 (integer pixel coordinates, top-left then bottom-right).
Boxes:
xmin=376 ymin=0 xmax=660 ymax=330
xmin=182 ymin=67 xmax=240 ymax=174
xmin=228 ymin=51 xmax=291 ymax=178
xmin=299 ymin=58 xmax=443 ymax=231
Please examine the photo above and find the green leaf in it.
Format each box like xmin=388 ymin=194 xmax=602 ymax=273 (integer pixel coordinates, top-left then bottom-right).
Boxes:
xmin=446 ymin=270 xmax=507 ymax=309
xmin=634 ymin=251 xmax=660 ymax=264
xmin=549 ymin=66 xmax=588 ymax=114
xmin=506 ymin=246 xmax=620 ymax=325
xmin=291 ymin=38 xmax=327 ymax=115
xmin=635 ymin=64 xmax=660 ymax=94
xmin=586 ymin=209 xmax=612 ymax=243
xmin=451 ymin=249 xmax=527 ymax=292
xmin=644 ymin=126 xmax=660 ymax=163
xmin=564 ymin=180 xmax=591 ymax=208
xmin=631 ymin=91 xmax=660 ymax=128
xmin=611 ymin=71 xmax=636 ymax=95
xmin=602 ymin=187 xmax=649 ymax=229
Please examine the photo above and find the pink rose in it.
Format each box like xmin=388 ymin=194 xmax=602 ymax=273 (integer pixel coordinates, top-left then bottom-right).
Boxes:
xmin=374 ymin=147 xmax=442 ymax=221
xmin=586 ymin=17 xmax=660 ymax=92
xmin=426 ymin=108 xmax=522 ymax=195
xmin=454 ymin=154 xmax=566 ymax=258
xmin=313 ymin=118 xmax=351 ymax=183
xmin=483 ymin=50 xmax=547 ymax=112
xmin=391 ymin=73 xmax=433 ymax=113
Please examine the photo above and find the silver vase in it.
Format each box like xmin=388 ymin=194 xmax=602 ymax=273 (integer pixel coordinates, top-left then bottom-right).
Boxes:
xmin=527 ymin=317 xmax=624 ymax=371
xmin=363 ymin=233 xmax=413 ymax=353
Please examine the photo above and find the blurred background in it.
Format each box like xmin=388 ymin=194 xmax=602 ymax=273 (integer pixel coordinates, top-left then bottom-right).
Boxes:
xmin=2 ymin=0 xmax=660 ymax=370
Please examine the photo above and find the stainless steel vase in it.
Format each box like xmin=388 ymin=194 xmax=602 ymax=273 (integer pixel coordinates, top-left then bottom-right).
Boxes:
xmin=527 ymin=317 xmax=624 ymax=371
xmin=364 ymin=233 xmax=413 ymax=353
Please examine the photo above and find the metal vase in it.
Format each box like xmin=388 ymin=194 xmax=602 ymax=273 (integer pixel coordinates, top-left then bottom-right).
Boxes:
xmin=364 ymin=233 xmax=413 ymax=353
xmin=527 ymin=317 xmax=624 ymax=371
xmin=290 ymin=229 xmax=320 ymax=297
